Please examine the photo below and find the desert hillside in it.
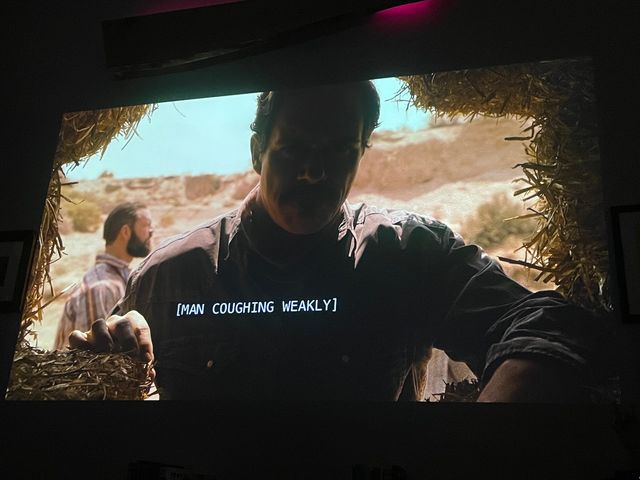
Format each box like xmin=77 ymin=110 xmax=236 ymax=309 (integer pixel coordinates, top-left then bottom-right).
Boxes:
xmin=35 ymin=116 xmax=547 ymax=349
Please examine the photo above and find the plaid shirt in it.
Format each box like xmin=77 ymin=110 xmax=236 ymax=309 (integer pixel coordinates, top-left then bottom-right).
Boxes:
xmin=54 ymin=253 xmax=130 ymax=350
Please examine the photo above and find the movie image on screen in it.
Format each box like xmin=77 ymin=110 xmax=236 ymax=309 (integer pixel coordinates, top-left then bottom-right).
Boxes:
xmin=7 ymin=57 xmax=618 ymax=402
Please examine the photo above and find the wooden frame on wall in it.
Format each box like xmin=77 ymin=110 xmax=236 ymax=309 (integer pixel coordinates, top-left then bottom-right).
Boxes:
xmin=611 ymin=204 xmax=640 ymax=323
xmin=0 ymin=231 xmax=36 ymax=314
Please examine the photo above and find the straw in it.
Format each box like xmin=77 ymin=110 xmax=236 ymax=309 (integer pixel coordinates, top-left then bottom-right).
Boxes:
xmin=399 ymin=57 xmax=609 ymax=311
xmin=7 ymin=105 xmax=155 ymax=400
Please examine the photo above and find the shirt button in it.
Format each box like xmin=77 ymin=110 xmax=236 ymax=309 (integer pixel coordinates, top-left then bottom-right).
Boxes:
xmin=206 ymin=360 xmax=214 ymax=369
xmin=341 ymin=354 xmax=350 ymax=364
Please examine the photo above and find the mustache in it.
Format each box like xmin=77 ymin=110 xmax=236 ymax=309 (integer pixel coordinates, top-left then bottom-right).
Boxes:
xmin=280 ymin=183 xmax=341 ymax=203
xmin=280 ymin=182 xmax=341 ymax=201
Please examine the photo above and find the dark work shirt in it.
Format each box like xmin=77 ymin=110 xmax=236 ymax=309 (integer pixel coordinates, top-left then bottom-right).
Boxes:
xmin=116 ymin=192 xmax=606 ymax=400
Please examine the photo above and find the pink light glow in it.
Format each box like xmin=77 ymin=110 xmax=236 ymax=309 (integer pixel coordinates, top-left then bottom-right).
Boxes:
xmin=371 ymin=0 xmax=446 ymax=27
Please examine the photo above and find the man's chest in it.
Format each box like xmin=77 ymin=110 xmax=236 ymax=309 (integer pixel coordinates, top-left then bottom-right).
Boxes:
xmin=141 ymin=248 xmax=432 ymax=400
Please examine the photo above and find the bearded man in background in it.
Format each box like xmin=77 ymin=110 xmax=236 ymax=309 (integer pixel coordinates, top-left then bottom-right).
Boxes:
xmin=54 ymin=202 xmax=153 ymax=350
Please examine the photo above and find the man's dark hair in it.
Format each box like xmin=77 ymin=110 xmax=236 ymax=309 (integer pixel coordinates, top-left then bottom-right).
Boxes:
xmin=103 ymin=202 xmax=147 ymax=244
xmin=250 ymin=81 xmax=381 ymax=151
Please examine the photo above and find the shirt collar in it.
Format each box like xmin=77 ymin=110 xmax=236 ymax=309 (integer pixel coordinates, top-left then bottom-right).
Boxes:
xmin=95 ymin=252 xmax=130 ymax=272
xmin=226 ymin=184 xmax=259 ymax=246
xmin=226 ymin=184 xmax=357 ymax=248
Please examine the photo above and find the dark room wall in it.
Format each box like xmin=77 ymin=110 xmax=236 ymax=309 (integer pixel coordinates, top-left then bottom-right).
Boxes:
xmin=1 ymin=1 xmax=639 ymax=479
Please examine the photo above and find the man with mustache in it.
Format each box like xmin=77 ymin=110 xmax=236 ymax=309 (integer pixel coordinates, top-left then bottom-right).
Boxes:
xmin=69 ymin=82 xmax=608 ymax=401
xmin=54 ymin=202 xmax=153 ymax=350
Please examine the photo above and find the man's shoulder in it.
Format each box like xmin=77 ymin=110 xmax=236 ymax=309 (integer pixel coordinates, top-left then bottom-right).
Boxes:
xmin=67 ymin=265 xmax=120 ymax=306
xmin=118 ymin=210 xmax=240 ymax=311
xmin=343 ymin=203 xmax=464 ymax=269
xmin=347 ymin=202 xmax=454 ymax=239
xmin=86 ymin=259 xmax=122 ymax=277
xmin=79 ymin=262 xmax=119 ymax=288
xmin=134 ymin=209 xmax=240 ymax=275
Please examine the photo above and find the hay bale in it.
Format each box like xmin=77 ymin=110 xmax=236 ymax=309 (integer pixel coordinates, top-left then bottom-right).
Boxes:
xmin=399 ymin=57 xmax=609 ymax=311
xmin=6 ymin=345 xmax=153 ymax=401
xmin=57 ymin=106 xmax=156 ymax=174
xmin=431 ymin=379 xmax=480 ymax=402
xmin=9 ymin=105 xmax=155 ymax=400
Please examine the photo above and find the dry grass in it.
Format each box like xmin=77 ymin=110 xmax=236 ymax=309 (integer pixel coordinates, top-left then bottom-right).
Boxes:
xmin=400 ymin=57 xmax=608 ymax=311
xmin=8 ymin=105 xmax=156 ymax=400
xmin=7 ymin=345 xmax=154 ymax=400
xmin=460 ymin=192 xmax=537 ymax=249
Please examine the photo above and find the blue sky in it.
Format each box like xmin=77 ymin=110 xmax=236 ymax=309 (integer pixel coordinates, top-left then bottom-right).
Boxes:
xmin=65 ymin=77 xmax=430 ymax=180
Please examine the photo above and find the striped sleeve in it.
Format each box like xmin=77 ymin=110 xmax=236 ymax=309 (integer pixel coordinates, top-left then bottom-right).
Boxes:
xmin=85 ymin=280 xmax=125 ymax=325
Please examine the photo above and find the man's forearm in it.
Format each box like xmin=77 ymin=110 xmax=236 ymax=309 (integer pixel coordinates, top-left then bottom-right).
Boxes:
xmin=477 ymin=358 xmax=584 ymax=402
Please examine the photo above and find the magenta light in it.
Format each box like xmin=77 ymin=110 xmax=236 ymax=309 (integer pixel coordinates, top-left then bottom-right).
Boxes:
xmin=374 ymin=0 xmax=433 ymax=18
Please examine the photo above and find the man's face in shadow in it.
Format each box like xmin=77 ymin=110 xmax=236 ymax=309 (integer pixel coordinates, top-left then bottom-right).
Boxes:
xmin=252 ymin=86 xmax=366 ymax=235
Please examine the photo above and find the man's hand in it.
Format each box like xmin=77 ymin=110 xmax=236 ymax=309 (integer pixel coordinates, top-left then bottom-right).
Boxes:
xmin=477 ymin=358 xmax=584 ymax=402
xmin=68 ymin=310 xmax=154 ymax=365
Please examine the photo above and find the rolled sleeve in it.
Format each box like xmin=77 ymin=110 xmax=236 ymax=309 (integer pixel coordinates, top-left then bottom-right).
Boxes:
xmin=429 ymin=227 xmax=611 ymax=386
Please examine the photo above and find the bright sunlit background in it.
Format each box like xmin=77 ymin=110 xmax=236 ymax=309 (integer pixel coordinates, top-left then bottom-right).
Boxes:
xmin=65 ymin=78 xmax=430 ymax=180
xmin=43 ymin=73 xmax=543 ymax=396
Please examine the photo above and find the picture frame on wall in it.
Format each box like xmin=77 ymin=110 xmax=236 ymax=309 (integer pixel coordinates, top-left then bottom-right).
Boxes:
xmin=0 ymin=230 xmax=36 ymax=314
xmin=611 ymin=205 xmax=640 ymax=323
